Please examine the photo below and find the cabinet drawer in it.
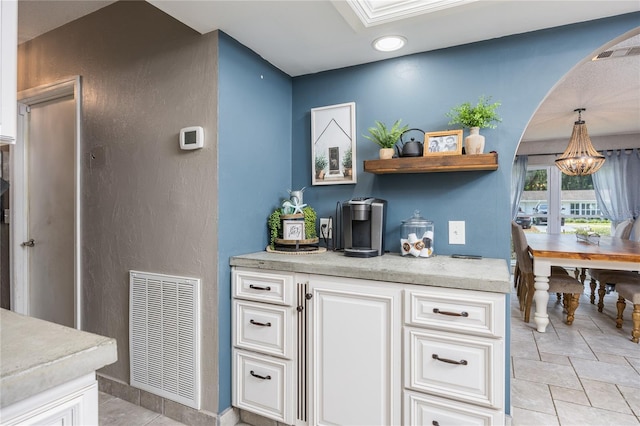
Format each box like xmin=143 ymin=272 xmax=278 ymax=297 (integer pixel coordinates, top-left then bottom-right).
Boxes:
xmin=403 ymin=390 xmax=504 ymax=426
xmin=233 ymin=268 xmax=294 ymax=306
xmin=233 ymin=300 xmax=293 ymax=359
xmin=232 ymin=349 xmax=293 ymax=424
xmin=404 ymin=328 xmax=503 ymax=409
xmin=405 ymin=288 xmax=505 ymax=338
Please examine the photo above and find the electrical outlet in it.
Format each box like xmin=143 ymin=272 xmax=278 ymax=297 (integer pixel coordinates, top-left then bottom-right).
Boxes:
xmin=320 ymin=218 xmax=332 ymax=239
xmin=449 ymin=221 xmax=465 ymax=245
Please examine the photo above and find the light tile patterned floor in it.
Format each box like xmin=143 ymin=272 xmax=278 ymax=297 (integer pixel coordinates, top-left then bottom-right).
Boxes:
xmin=511 ymin=279 xmax=640 ymax=426
xmin=98 ymin=392 xmax=186 ymax=426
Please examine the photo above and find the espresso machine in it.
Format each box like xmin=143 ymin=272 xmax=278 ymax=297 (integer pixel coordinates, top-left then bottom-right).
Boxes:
xmin=340 ymin=197 xmax=387 ymax=257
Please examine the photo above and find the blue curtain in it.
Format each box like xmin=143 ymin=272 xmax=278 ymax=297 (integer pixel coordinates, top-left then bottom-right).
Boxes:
xmin=511 ymin=156 xmax=528 ymax=220
xmin=593 ymin=149 xmax=640 ymax=222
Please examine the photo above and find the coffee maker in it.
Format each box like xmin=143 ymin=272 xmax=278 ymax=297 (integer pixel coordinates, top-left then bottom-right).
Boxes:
xmin=341 ymin=197 xmax=387 ymax=257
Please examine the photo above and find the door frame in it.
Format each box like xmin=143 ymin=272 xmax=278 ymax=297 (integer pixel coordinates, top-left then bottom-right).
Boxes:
xmin=11 ymin=76 xmax=82 ymax=328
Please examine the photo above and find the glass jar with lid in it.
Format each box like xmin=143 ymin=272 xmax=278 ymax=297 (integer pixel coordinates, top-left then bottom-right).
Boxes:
xmin=400 ymin=210 xmax=434 ymax=257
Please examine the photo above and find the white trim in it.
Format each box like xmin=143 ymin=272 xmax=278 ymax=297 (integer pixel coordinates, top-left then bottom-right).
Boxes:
xmin=12 ymin=76 xmax=82 ymax=329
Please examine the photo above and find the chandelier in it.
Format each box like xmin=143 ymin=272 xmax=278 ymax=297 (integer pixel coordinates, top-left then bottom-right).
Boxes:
xmin=555 ymin=108 xmax=605 ymax=176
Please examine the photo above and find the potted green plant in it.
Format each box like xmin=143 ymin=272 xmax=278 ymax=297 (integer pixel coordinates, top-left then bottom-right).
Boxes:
xmin=446 ymin=95 xmax=501 ymax=155
xmin=342 ymin=148 xmax=352 ymax=176
xmin=363 ymin=119 xmax=409 ymax=159
xmin=315 ymin=154 xmax=328 ymax=179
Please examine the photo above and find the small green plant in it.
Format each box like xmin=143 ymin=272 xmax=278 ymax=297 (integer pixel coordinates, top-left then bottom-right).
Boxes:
xmin=303 ymin=206 xmax=317 ymax=239
xmin=363 ymin=120 xmax=409 ymax=148
xmin=268 ymin=209 xmax=282 ymax=249
xmin=315 ymin=154 xmax=328 ymax=172
xmin=342 ymin=148 xmax=352 ymax=168
xmin=446 ymin=95 xmax=502 ymax=129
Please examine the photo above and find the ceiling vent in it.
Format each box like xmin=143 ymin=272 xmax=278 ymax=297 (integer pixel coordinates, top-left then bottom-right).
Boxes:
xmin=593 ymin=46 xmax=640 ymax=61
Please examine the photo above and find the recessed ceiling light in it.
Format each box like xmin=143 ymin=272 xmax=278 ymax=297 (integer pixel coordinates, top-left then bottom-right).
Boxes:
xmin=373 ymin=35 xmax=407 ymax=52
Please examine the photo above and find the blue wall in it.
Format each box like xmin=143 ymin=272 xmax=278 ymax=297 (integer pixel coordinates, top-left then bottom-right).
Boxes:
xmin=292 ymin=14 xmax=640 ymax=263
xmin=217 ymin=32 xmax=293 ymax=410
xmin=216 ymin=13 xmax=639 ymax=413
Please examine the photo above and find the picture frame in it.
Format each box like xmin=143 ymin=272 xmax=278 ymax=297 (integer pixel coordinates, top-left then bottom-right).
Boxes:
xmin=424 ymin=130 xmax=463 ymax=156
xmin=311 ymin=102 xmax=356 ymax=186
xmin=282 ymin=220 xmax=305 ymax=241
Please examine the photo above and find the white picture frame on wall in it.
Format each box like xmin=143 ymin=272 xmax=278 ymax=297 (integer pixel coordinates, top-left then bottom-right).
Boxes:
xmin=311 ymin=102 xmax=356 ymax=186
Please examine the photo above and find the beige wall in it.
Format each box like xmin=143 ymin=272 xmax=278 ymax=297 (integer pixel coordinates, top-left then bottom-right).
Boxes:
xmin=18 ymin=1 xmax=220 ymax=412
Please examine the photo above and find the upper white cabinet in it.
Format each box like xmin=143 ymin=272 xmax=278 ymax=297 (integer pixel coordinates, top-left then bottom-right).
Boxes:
xmin=0 ymin=0 xmax=18 ymax=144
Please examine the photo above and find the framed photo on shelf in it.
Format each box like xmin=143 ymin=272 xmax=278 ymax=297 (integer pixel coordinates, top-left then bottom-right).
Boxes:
xmin=311 ymin=102 xmax=356 ymax=186
xmin=424 ymin=130 xmax=463 ymax=156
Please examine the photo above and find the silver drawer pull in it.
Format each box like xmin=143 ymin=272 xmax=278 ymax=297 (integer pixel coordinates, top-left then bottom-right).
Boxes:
xmin=249 ymin=284 xmax=271 ymax=291
xmin=250 ymin=319 xmax=272 ymax=327
xmin=250 ymin=370 xmax=271 ymax=380
xmin=432 ymin=353 xmax=468 ymax=366
xmin=433 ymin=308 xmax=469 ymax=317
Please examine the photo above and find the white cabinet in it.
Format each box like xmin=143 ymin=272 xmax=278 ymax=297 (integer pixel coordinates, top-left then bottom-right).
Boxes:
xmin=231 ymin=268 xmax=298 ymax=424
xmin=231 ymin=266 xmax=506 ymax=426
xmin=0 ymin=373 xmax=99 ymax=426
xmin=307 ymin=276 xmax=402 ymax=426
xmin=403 ymin=286 xmax=505 ymax=425
xmin=0 ymin=0 xmax=17 ymax=144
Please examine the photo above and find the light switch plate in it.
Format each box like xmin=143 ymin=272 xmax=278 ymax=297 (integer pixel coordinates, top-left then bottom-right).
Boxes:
xmin=449 ymin=221 xmax=465 ymax=244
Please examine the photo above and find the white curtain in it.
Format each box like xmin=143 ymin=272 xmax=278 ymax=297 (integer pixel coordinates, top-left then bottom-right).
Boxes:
xmin=511 ymin=156 xmax=528 ymax=220
xmin=593 ymin=149 xmax=640 ymax=222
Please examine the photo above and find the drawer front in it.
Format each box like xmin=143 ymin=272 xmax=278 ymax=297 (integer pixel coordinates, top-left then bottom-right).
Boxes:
xmin=233 ymin=268 xmax=294 ymax=306
xmin=404 ymin=328 xmax=503 ymax=409
xmin=232 ymin=349 xmax=293 ymax=424
xmin=405 ymin=288 xmax=505 ymax=338
xmin=233 ymin=300 xmax=293 ymax=359
xmin=403 ymin=390 xmax=504 ymax=426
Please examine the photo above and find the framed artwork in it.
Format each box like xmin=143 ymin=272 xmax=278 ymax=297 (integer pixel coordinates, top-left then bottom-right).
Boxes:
xmin=282 ymin=220 xmax=305 ymax=241
xmin=311 ymin=102 xmax=356 ymax=185
xmin=424 ymin=130 xmax=463 ymax=156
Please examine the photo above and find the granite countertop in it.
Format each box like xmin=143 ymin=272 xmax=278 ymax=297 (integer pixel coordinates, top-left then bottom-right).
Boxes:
xmin=230 ymin=251 xmax=511 ymax=293
xmin=0 ymin=309 xmax=117 ymax=408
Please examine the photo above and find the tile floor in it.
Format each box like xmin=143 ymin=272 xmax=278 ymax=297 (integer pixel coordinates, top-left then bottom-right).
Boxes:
xmin=98 ymin=392 xmax=186 ymax=426
xmin=510 ymin=278 xmax=640 ymax=426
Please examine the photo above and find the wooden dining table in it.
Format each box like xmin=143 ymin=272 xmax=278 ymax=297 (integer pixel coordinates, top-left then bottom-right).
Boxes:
xmin=527 ymin=233 xmax=640 ymax=332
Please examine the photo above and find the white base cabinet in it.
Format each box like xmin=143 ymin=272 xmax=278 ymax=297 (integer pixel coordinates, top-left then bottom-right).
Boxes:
xmin=231 ymin=266 xmax=506 ymax=426
xmin=0 ymin=373 xmax=98 ymax=426
xmin=307 ymin=276 xmax=402 ymax=426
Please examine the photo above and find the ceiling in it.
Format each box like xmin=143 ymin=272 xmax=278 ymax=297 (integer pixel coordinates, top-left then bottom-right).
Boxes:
xmin=17 ymin=0 xmax=640 ymax=144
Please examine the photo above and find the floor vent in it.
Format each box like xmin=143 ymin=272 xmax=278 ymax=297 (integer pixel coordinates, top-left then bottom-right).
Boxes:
xmin=129 ymin=270 xmax=200 ymax=410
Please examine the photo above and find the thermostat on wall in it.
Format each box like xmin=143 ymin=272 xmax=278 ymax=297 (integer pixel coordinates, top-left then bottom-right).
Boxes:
xmin=180 ymin=126 xmax=204 ymax=150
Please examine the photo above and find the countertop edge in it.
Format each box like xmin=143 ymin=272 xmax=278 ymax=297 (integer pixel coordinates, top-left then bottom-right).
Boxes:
xmin=1 ymin=337 xmax=117 ymax=408
xmin=230 ymin=252 xmax=511 ymax=294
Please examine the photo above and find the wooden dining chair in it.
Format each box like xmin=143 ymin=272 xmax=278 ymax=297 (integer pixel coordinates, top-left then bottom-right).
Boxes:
xmin=616 ymin=282 xmax=640 ymax=343
xmin=588 ymin=219 xmax=638 ymax=311
xmin=511 ymin=222 xmax=583 ymax=324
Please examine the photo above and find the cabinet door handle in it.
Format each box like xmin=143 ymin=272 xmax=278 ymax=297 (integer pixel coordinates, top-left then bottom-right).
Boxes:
xmin=249 ymin=284 xmax=271 ymax=291
xmin=432 ymin=422 xmax=440 ymax=426
xmin=249 ymin=319 xmax=271 ymax=327
xmin=432 ymin=354 xmax=468 ymax=365
xmin=433 ymin=308 xmax=469 ymax=317
xmin=250 ymin=370 xmax=271 ymax=380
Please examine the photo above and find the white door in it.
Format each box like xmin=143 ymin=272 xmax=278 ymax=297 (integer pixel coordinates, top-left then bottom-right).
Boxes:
xmin=12 ymin=78 xmax=81 ymax=328
xmin=307 ymin=276 xmax=402 ymax=426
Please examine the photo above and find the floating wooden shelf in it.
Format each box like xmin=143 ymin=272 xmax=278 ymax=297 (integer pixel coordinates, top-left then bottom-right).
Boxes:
xmin=363 ymin=152 xmax=499 ymax=174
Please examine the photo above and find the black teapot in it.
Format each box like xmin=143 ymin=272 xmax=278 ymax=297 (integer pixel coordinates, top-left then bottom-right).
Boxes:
xmin=396 ymin=128 xmax=425 ymax=157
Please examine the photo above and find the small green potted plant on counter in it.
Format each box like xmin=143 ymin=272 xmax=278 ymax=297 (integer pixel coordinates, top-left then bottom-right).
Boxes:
xmin=363 ymin=119 xmax=409 ymax=159
xmin=446 ymin=95 xmax=501 ymax=155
